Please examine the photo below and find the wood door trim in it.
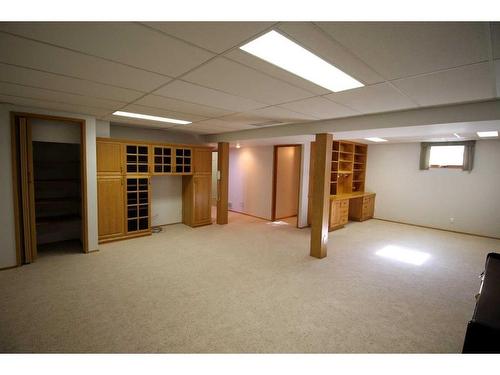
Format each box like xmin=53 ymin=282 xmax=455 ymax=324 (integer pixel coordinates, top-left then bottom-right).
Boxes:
xmin=271 ymin=144 xmax=302 ymax=224
xmin=10 ymin=114 xmax=22 ymax=266
xmin=216 ymin=142 xmax=229 ymax=225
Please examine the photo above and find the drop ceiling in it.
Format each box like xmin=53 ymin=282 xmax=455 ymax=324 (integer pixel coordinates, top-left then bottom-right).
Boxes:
xmin=0 ymin=21 xmax=498 ymax=136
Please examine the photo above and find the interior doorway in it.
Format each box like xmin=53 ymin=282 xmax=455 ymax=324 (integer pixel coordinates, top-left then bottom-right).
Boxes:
xmin=272 ymin=145 xmax=302 ymax=226
xmin=11 ymin=113 xmax=88 ymax=265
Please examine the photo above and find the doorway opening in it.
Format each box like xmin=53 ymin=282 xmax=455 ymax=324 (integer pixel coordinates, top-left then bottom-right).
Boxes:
xmin=272 ymin=145 xmax=302 ymax=227
xmin=11 ymin=113 xmax=88 ymax=265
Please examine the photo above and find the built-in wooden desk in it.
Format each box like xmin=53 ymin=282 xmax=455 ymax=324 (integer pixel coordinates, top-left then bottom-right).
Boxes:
xmin=328 ymin=192 xmax=376 ymax=231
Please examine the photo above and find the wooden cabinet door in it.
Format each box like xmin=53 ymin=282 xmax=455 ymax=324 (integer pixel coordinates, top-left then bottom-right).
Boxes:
xmin=193 ymin=148 xmax=212 ymax=174
xmin=97 ymin=141 xmax=122 ymax=175
xmin=193 ymin=175 xmax=212 ymax=225
xmin=98 ymin=176 xmax=125 ymax=239
xmin=329 ymin=200 xmax=342 ymax=229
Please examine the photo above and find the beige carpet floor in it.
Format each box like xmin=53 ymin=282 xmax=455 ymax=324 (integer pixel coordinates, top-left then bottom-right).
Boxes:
xmin=1 ymin=212 xmax=499 ymax=353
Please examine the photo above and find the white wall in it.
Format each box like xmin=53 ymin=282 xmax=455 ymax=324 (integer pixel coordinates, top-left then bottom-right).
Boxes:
xmin=110 ymin=124 xmax=203 ymax=144
xmin=31 ymin=118 xmax=81 ymax=144
xmin=151 ymin=176 xmax=182 ymax=226
xmin=0 ymin=104 xmax=98 ymax=268
xmin=275 ymin=146 xmax=301 ymax=219
xmin=366 ymin=140 xmax=500 ymax=238
xmin=297 ymin=142 xmax=310 ymax=228
xmin=229 ymin=146 xmax=274 ymax=220
xmin=96 ymin=120 xmax=110 ymax=137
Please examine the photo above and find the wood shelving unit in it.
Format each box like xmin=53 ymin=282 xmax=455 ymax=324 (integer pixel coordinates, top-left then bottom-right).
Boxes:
xmin=126 ymin=177 xmax=150 ymax=233
xmin=329 ymin=141 xmax=367 ymax=195
xmin=126 ymin=145 xmax=149 ymax=174
xmin=97 ymin=138 xmax=213 ymax=244
xmin=174 ymin=147 xmax=192 ymax=173
xmin=153 ymin=146 xmax=172 ymax=174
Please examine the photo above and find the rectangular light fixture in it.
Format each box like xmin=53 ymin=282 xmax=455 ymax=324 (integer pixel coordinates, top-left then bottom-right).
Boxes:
xmin=365 ymin=137 xmax=387 ymax=142
xmin=113 ymin=111 xmax=191 ymax=125
xmin=240 ymin=30 xmax=364 ymax=92
xmin=477 ymin=131 xmax=498 ymax=138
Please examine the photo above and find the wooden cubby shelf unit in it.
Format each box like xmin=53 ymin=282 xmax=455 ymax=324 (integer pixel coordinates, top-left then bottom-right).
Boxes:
xmin=126 ymin=177 xmax=150 ymax=233
xmin=330 ymin=141 xmax=367 ymax=194
xmin=126 ymin=144 xmax=149 ymax=174
xmin=153 ymin=146 xmax=173 ymax=174
xmin=96 ymin=137 xmax=213 ymax=244
xmin=174 ymin=147 xmax=192 ymax=174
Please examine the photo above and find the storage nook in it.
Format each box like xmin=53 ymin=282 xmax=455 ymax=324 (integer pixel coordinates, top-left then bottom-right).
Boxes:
xmin=97 ymin=138 xmax=212 ymax=243
xmin=309 ymin=140 xmax=376 ymax=231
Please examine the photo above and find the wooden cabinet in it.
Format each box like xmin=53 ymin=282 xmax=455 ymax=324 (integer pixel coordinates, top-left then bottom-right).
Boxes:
xmin=97 ymin=176 xmax=125 ymax=240
xmin=182 ymin=147 xmax=212 ymax=227
xmin=174 ymin=147 xmax=192 ymax=174
xmin=97 ymin=138 xmax=212 ymax=242
xmin=126 ymin=177 xmax=150 ymax=233
xmin=193 ymin=147 xmax=212 ymax=174
xmin=329 ymin=198 xmax=349 ymax=231
xmin=152 ymin=146 xmax=173 ymax=174
xmin=182 ymin=175 xmax=212 ymax=227
xmin=97 ymin=141 xmax=122 ymax=175
xmin=349 ymin=193 xmax=376 ymax=222
xmin=125 ymin=144 xmax=149 ymax=174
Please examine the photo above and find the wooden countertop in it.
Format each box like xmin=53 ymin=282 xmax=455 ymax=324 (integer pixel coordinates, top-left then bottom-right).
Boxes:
xmin=330 ymin=192 xmax=376 ymax=201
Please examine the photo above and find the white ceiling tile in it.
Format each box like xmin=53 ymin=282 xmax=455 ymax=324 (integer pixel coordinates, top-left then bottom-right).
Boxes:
xmin=225 ymin=49 xmax=329 ymax=96
xmin=191 ymin=118 xmax=256 ymax=131
xmin=491 ymin=23 xmax=500 ymax=60
xmin=392 ymin=62 xmax=494 ymax=106
xmin=120 ymin=104 xmax=207 ymax=123
xmin=134 ymin=94 xmax=231 ymax=118
xmin=0 ymin=81 xmax=126 ymax=109
xmin=316 ymin=22 xmax=489 ymax=80
xmin=174 ymin=123 xmax=232 ymax=134
xmin=154 ymin=80 xmax=266 ymax=112
xmin=0 ymin=63 xmax=143 ymax=102
xmin=105 ymin=116 xmax=177 ymax=130
xmin=0 ymin=22 xmax=214 ymax=77
xmin=142 ymin=22 xmax=274 ymax=53
xmin=219 ymin=106 xmax=316 ymax=128
xmin=246 ymin=106 xmax=317 ymax=122
xmin=278 ymin=96 xmax=358 ymax=119
xmin=277 ymin=22 xmax=384 ymax=85
xmin=324 ymin=82 xmax=418 ymax=114
xmin=0 ymin=33 xmax=170 ymax=92
xmin=0 ymin=93 xmax=109 ymax=117
xmin=182 ymin=57 xmax=315 ymax=105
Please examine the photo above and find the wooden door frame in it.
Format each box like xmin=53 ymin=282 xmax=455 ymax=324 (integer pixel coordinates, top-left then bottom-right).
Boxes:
xmin=271 ymin=144 xmax=302 ymax=225
xmin=11 ymin=112 xmax=89 ymax=265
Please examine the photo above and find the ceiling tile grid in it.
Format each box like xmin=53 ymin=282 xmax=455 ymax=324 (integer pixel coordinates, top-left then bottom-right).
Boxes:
xmin=0 ymin=22 xmax=214 ymax=77
xmin=392 ymin=62 xmax=495 ymax=106
xmin=0 ymin=22 xmax=497 ymax=136
xmin=324 ymin=82 xmax=418 ymax=114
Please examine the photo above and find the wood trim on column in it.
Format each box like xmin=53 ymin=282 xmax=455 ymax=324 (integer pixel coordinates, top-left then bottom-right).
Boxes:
xmin=310 ymin=133 xmax=332 ymax=259
xmin=216 ymin=142 xmax=229 ymax=225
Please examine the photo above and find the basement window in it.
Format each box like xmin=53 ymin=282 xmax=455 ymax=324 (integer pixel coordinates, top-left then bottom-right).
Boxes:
xmin=429 ymin=145 xmax=465 ymax=168
xmin=420 ymin=141 xmax=475 ymax=171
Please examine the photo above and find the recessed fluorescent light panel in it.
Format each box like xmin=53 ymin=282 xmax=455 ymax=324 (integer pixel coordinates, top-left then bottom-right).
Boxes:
xmin=477 ymin=131 xmax=498 ymax=138
xmin=113 ymin=111 xmax=191 ymax=125
xmin=240 ymin=30 xmax=364 ymax=92
xmin=365 ymin=137 xmax=387 ymax=142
